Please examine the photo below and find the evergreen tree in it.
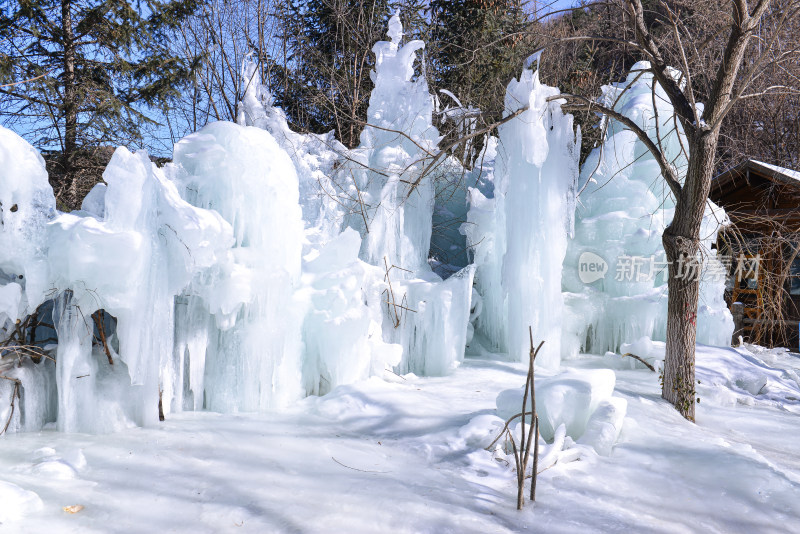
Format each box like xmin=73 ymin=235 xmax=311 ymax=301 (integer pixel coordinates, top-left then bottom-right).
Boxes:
xmin=0 ymin=0 xmax=200 ymax=208
xmin=430 ymin=0 xmax=532 ymax=157
xmin=428 ymin=0 xmax=535 ymax=165
xmin=274 ymin=0 xmax=394 ymax=148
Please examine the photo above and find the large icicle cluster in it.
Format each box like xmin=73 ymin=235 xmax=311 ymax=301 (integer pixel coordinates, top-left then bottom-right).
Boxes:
xmin=167 ymin=122 xmax=306 ymax=412
xmin=462 ymin=57 xmax=580 ymax=368
xmin=0 ymin=12 xmax=476 ymax=434
xmin=50 ymin=145 xmax=235 ymax=431
xmin=0 ymin=17 xmax=736 ymax=437
xmin=561 ymin=62 xmax=733 ymax=357
xmin=236 ymin=55 xmax=401 ymax=396
xmin=337 ymin=13 xmax=475 ymax=376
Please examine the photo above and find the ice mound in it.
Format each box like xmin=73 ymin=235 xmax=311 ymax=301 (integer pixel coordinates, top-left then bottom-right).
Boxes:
xmin=578 ymin=397 xmax=627 ymax=456
xmin=457 ymin=414 xmax=507 ymax=449
xmin=299 ymin=228 xmax=402 ymax=395
xmin=617 ymin=336 xmax=665 ymax=370
xmin=496 ymin=368 xmax=618 ymax=442
xmin=561 ymin=62 xmax=733 ymax=357
xmin=0 ymin=481 xmax=43 ymax=523
xmin=24 ymin=446 xmax=87 ymax=481
xmin=462 ymin=60 xmax=579 ymax=367
xmin=32 ymin=458 xmax=79 ymax=480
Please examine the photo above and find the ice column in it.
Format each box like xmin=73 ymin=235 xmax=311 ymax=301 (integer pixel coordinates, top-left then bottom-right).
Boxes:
xmin=463 ymin=59 xmax=580 ymax=368
xmin=341 ymin=12 xmax=475 ymax=376
xmin=171 ymin=121 xmax=305 ymax=411
xmin=346 ymin=12 xmax=439 ymax=273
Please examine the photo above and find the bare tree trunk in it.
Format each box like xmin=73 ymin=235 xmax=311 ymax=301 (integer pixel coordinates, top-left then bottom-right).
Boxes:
xmin=661 ymin=133 xmax=717 ymax=421
xmin=62 ymin=0 xmax=78 ymax=208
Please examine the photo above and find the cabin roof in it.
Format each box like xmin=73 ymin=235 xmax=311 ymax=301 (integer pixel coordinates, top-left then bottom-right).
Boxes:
xmin=710 ymin=159 xmax=800 ymax=231
xmin=713 ymin=159 xmax=800 ymax=194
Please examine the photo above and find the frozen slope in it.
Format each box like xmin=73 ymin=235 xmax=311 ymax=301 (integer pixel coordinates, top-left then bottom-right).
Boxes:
xmin=1 ymin=344 xmax=798 ymax=533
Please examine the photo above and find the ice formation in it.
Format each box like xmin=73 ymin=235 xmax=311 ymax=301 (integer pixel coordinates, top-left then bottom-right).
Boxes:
xmin=495 ymin=368 xmax=619 ymax=442
xmin=462 ymin=63 xmax=580 ymax=367
xmin=0 ymin=20 xmax=736 ymax=438
xmin=345 ymin=13 xmax=438 ymax=272
xmin=0 ymin=128 xmax=59 ymax=433
xmin=0 ymin=127 xmax=56 ymax=321
xmin=50 ymin=146 xmax=234 ymax=431
xmin=236 ymin=56 xmax=402 ymax=395
xmin=168 ymin=121 xmax=306 ymax=413
xmin=237 ymin=15 xmax=474 ymax=381
xmin=561 ymin=62 xmax=733 ymax=357
xmin=236 ymin=55 xmax=347 ymax=242
xmin=0 ymin=12 xmax=484 ymax=436
xmin=339 ymin=12 xmax=475 ymax=376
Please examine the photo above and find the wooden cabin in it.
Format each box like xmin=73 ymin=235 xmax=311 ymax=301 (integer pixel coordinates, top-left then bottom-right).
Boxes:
xmin=710 ymin=159 xmax=800 ymax=350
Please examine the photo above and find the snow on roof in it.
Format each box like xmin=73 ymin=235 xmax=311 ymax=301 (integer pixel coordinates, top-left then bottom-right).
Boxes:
xmin=750 ymin=160 xmax=800 ymax=183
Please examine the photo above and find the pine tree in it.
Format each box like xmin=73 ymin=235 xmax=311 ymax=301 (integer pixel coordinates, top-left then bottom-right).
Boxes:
xmin=0 ymin=0 xmax=200 ymax=209
xmin=274 ymin=0 xmax=393 ymax=148
xmin=429 ymin=0 xmax=532 ymax=164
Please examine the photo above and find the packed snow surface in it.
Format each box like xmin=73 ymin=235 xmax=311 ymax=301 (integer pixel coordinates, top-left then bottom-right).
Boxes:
xmin=0 ymin=344 xmax=798 ymax=532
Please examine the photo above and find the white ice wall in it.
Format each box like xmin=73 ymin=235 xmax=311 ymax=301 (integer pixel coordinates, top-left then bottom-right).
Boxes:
xmin=169 ymin=121 xmax=305 ymax=412
xmin=46 ymin=146 xmax=234 ymax=432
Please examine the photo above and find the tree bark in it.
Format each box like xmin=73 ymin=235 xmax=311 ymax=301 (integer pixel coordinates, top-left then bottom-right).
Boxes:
xmin=661 ymin=132 xmax=718 ymax=421
xmin=61 ymin=0 xmax=78 ymax=208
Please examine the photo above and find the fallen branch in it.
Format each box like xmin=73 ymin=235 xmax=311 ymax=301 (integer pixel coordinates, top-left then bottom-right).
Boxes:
xmin=485 ymin=411 xmax=525 ymax=451
xmin=92 ymin=310 xmax=114 ymax=365
xmin=331 ymin=456 xmax=390 ymax=474
xmin=0 ymin=375 xmax=21 ymax=435
xmin=621 ymin=352 xmax=656 ymax=372
xmin=382 ymin=257 xmax=416 ymax=328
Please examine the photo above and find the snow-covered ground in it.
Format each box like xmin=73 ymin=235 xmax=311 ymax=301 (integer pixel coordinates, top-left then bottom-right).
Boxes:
xmin=1 ymin=344 xmax=799 ymax=533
